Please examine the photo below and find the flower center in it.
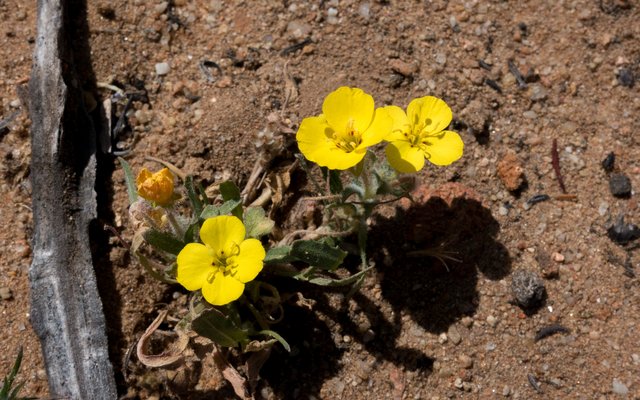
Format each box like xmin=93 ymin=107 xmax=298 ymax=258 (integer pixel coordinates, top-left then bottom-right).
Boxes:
xmin=206 ymin=243 xmax=241 ymax=283
xmin=332 ymin=119 xmax=362 ymax=153
xmin=400 ymin=121 xmax=436 ymax=154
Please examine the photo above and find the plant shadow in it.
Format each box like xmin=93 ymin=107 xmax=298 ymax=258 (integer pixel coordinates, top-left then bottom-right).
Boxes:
xmin=259 ymin=291 xmax=345 ymax=399
xmin=370 ymin=193 xmax=512 ymax=334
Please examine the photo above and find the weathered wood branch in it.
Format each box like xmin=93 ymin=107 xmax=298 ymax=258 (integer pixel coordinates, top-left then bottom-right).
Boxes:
xmin=29 ymin=0 xmax=117 ymax=398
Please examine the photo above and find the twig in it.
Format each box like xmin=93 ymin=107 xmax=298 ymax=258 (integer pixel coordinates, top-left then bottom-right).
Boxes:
xmin=301 ymin=194 xmax=342 ymax=202
xmin=508 ymin=60 xmax=528 ymax=89
xmin=279 ymin=228 xmax=354 ymax=246
xmin=280 ymin=37 xmax=312 ymax=56
xmin=551 ymin=139 xmax=567 ymax=194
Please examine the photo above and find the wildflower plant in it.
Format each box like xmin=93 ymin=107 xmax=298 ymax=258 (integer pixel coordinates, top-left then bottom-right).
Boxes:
xmin=118 ymin=86 xmax=463 ymax=396
xmin=295 ymin=87 xmax=464 ymax=288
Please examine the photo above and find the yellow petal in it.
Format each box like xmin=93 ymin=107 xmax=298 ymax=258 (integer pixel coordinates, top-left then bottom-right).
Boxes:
xmin=407 ymin=96 xmax=452 ymax=134
xmin=381 ymin=105 xmax=409 ymax=142
xmin=136 ymin=168 xmax=152 ymax=187
xmin=296 ymin=115 xmax=334 ymax=165
xmin=424 ymin=130 xmax=464 ymax=166
xmin=200 ymin=216 xmax=246 ymax=254
xmin=322 ymin=87 xmax=375 ymax=133
xmin=358 ymin=107 xmax=393 ymax=149
xmin=176 ymin=243 xmax=214 ymax=291
xmin=201 ymin=271 xmax=245 ymax=306
xmin=231 ymin=239 xmax=265 ymax=283
xmin=318 ymin=147 xmax=367 ymax=170
xmin=385 ymin=141 xmax=425 ymax=173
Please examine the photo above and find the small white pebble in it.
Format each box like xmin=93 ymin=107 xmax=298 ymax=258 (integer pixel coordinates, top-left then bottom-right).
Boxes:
xmin=552 ymin=252 xmax=565 ymax=263
xmin=612 ymin=378 xmax=628 ymax=395
xmin=155 ymin=62 xmax=171 ymax=76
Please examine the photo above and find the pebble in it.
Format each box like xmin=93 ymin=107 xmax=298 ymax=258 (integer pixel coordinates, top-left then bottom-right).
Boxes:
xmin=15 ymin=10 xmax=27 ymax=21
xmin=612 ymin=378 xmax=628 ymax=395
xmin=454 ymin=377 xmax=464 ymax=389
xmin=0 ymin=287 xmax=12 ymax=300
xmin=357 ymin=2 xmax=371 ymax=19
xmin=9 ymin=99 xmax=21 ymax=108
xmin=617 ymin=68 xmax=634 ymax=87
xmin=486 ymin=315 xmax=498 ymax=327
xmin=389 ymin=59 xmax=419 ymax=77
xmin=631 ymin=354 xmax=640 ymax=365
xmin=511 ymin=269 xmax=546 ymax=309
xmin=286 ymin=20 xmax=312 ymax=39
xmin=497 ymin=152 xmax=525 ymax=191
xmin=601 ymin=152 xmax=615 ymax=172
xmin=438 ymin=332 xmax=448 ymax=344
xmin=598 ymin=201 xmax=609 ymax=216
xmin=529 ymin=84 xmax=548 ymax=101
xmin=523 ymin=110 xmax=538 ymax=119
xmin=155 ymin=62 xmax=170 ymax=76
xmin=609 ymin=173 xmax=632 ymax=197
xmin=36 ymin=369 xmax=47 ymax=380
xmin=327 ymin=7 xmax=339 ymax=24
xmin=459 ymin=354 xmax=473 ymax=369
xmin=502 ymin=385 xmax=511 ymax=396
xmin=435 ymin=53 xmax=447 ymax=65
xmin=552 ymin=252 xmax=565 ymax=263
xmin=447 ymin=325 xmax=462 ymax=345
xmin=461 ymin=316 xmax=474 ymax=328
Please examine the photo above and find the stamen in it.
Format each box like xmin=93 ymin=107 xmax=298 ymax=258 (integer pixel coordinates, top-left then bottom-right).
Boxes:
xmin=206 ymin=270 xmax=216 ymax=284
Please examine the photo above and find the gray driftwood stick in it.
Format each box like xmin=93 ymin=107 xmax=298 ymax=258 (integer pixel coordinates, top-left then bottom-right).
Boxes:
xmin=29 ymin=0 xmax=117 ymax=398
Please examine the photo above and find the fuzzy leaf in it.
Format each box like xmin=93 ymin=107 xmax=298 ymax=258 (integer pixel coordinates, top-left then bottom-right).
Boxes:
xmin=243 ymin=207 xmax=275 ymax=238
xmin=118 ymin=157 xmax=139 ymax=204
xmin=258 ymin=330 xmax=290 ymax=352
xmin=220 ymin=181 xmax=241 ymax=201
xmin=192 ymin=309 xmax=249 ymax=348
xmin=185 ymin=176 xmax=204 ymax=217
xmin=263 ymin=246 xmax=294 ymax=265
xmin=200 ymin=200 xmax=242 ymax=219
xmin=290 ymin=240 xmax=347 ymax=271
xmin=143 ymin=229 xmax=185 ymax=255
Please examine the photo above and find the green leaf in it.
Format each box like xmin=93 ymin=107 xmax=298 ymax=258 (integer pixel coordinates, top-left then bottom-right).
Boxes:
xmin=258 ymin=330 xmax=290 ymax=352
xmin=191 ymin=309 xmax=249 ymax=348
xmin=263 ymin=246 xmax=293 ymax=264
xmin=243 ymin=207 xmax=275 ymax=238
xmin=143 ymin=229 xmax=186 ymax=255
xmin=118 ymin=157 xmax=139 ymax=204
xmin=290 ymin=240 xmax=347 ymax=271
xmin=200 ymin=200 xmax=243 ymax=219
xmin=321 ymin=168 xmax=343 ymax=195
xmin=135 ymin=252 xmax=176 ymax=284
xmin=220 ymin=181 xmax=241 ymax=201
xmin=185 ymin=176 xmax=204 ymax=217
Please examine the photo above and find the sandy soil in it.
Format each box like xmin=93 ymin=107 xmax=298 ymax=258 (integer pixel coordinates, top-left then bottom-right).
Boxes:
xmin=1 ymin=0 xmax=639 ymax=398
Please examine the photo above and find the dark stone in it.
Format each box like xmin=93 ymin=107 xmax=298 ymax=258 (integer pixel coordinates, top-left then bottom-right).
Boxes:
xmin=609 ymin=173 xmax=632 ymax=197
xmin=601 ymin=152 xmax=615 ymax=172
xmin=617 ymin=68 xmax=634 ymax=87
xmin=511 ymin=270 xmax=546 ymax=309
xmin=607 ymin=215 xmax=640 ymax=245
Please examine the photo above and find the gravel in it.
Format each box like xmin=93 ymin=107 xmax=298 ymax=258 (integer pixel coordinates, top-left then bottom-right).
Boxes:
xmin=608 ymin=173 xmax=632 ymax=197
xmin=155 ymin=62 xmax=170 ymax=76
xmin=511 ymin=270 xmax=546 ymax=310
xmin=0 ymin=287 xmax=12 ymax=300
xmin=611 ymin=378 xmax=628 ymax=395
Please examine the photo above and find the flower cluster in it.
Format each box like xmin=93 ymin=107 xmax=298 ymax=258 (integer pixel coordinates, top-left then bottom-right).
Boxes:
xmin=296 ymin=87 xmax=464 ymax=173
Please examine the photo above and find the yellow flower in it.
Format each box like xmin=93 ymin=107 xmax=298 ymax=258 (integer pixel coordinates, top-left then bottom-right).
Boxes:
xmin=176 ymin=216 xmax=265 ymax=306
xmin=136 ymin=167 xmax=175 ymax=206
xmin=296 ymin=86 xmax=392 ymax=170
xmin=383 ymin=96 xmax=464 ymax=173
